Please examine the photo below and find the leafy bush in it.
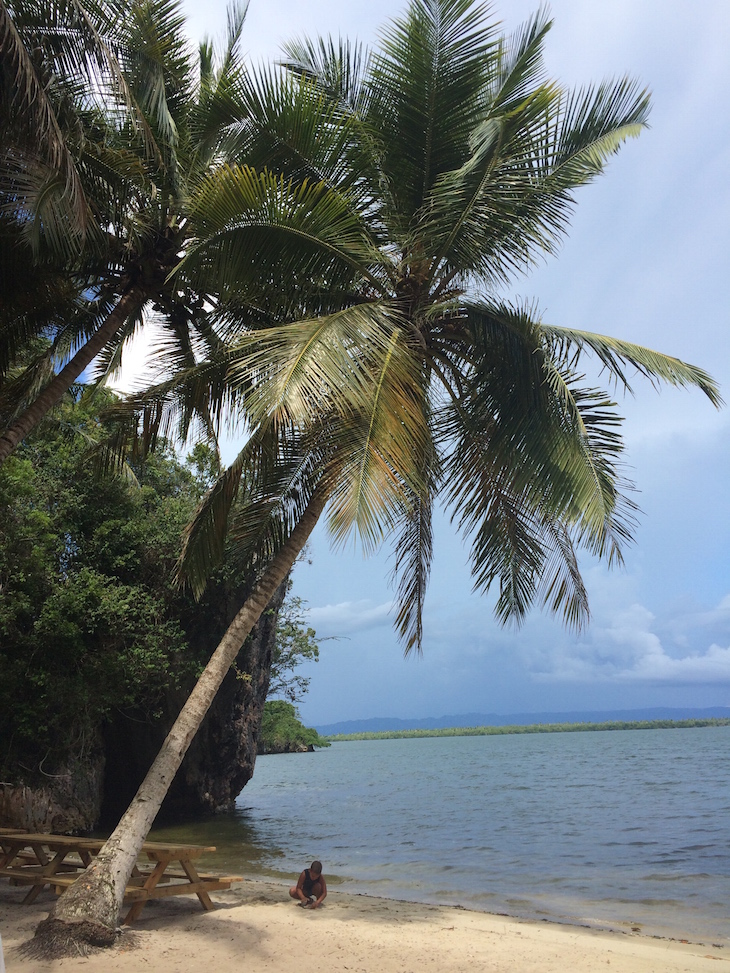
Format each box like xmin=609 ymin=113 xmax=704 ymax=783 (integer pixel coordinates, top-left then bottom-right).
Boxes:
xmin=0 ymin=393 xmax=223 ymax=776
xmin=259 ymin=701 xmax=330 ymax=753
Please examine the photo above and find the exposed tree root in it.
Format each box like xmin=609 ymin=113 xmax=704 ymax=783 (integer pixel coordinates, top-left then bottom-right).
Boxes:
xmin=18 ymin=917 xmax=130 ymax=959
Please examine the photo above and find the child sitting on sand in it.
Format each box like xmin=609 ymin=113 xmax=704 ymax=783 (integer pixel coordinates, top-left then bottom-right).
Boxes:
xmin=289 ymin=860 xmax=327 ymax=909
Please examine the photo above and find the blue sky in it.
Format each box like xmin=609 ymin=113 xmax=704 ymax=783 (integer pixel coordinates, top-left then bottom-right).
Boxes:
xmin=180 ymin=0 xmax=730 ymax=724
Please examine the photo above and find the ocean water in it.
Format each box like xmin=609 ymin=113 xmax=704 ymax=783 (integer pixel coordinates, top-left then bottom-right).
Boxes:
xmin=150 ymin=726 xmax=730 ymax=943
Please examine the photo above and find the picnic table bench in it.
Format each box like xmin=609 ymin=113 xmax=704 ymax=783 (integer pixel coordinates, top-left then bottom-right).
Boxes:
xmin=0 ymin=830 xmax=240 ymax=924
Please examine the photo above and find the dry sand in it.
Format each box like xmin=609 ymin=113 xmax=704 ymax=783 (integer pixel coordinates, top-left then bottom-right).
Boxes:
xmin=0 ymin=879 xmax=727 ymax=973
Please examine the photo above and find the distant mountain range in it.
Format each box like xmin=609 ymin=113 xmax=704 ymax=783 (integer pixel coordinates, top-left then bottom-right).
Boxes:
xmin=314 ymin=706 xmax=730 ymax=736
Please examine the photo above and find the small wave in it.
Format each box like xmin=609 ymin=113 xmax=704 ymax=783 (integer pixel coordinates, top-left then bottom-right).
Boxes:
xmin=639 ymin=872 xmax=713 ymax=882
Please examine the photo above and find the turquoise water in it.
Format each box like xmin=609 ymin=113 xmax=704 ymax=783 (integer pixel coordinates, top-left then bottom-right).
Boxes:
xmin=150 ymin=726 xmax=730 ymax=943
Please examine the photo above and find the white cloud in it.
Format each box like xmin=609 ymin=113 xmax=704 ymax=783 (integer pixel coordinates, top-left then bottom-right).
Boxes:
xmin=682 ymin=594 xmax=730 ymax=630
xmin=308 ymin=599 xmax=392 ymax=635
xmin=620 ymin=643 xmax=730 ymax=683
xmin=528 ymin=599 xmax=730 ymax=685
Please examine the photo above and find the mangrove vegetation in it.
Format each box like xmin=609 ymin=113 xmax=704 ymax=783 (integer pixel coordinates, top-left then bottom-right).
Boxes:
xmin=325 ymin=719 xmax=730 ymax=742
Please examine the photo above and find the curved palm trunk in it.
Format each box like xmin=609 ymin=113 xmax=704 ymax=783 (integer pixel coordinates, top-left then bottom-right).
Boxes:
xmin=0 ymin=285 xmax=146 ymax=465
xmin=31 ymin=489 xmax=328 ymax=953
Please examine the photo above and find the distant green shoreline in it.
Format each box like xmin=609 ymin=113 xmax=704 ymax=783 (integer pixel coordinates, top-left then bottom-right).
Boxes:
xmin=324 ymin=717 xmax=730 ymax=742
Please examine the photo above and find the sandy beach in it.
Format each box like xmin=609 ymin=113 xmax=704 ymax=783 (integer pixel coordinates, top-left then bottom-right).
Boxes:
xmin=0 ymin=879 xmax=727 ymax=973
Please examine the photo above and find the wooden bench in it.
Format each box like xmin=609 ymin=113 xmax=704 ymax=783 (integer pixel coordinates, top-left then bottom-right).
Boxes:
xmin=0 ymin=831 xmax=241 ymax=924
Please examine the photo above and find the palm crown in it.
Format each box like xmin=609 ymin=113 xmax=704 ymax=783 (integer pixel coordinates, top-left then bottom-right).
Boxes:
xmin=131 ymin=0 xmax=719 ymax=652
xmin=0 ymin=0 xmax=259 ymax=459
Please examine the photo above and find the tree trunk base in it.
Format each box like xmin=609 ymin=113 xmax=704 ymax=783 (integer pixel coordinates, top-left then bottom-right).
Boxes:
xmin=22 ymin=917 xmax=119 ymax=958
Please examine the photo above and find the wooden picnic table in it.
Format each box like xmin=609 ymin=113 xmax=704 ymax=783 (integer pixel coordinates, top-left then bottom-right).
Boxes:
xmin=0 ymin=831 xmax=240 ymax=924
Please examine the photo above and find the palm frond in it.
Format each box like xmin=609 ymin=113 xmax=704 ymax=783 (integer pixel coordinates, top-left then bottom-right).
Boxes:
xmin=175 ymin=443 xmax=249 ymax=597
xmin=423 ymin=8 xmax=556 ymax=279
xmin=425 ymin=72 xmax=649 ymax=289
xmin=177 ymin=422 xmax=326 ymax=597
xmin=0 ymin=292 xmax=119 ymax=423
xmin=467 ymin=482 xmax=593 ymax=629
xmin=535 ymin=517 xmax=589 ymax=628
xmin=1 ymin=0 xmax=87 ymax=234
xmin=230 ymin=66 xmax=368 ymax=201
xmin=541 ymin=324 xmax=722 ymax=404
xmin=104 ymin=349 xmax=243 ymax=453
xmin=179 ymin=164 xmax=386 ymax=301
xmin=540 ymin=79 xmax=650 ymax=188
xmin=490 ymin=5 xmax=552 ymax=111
xmin=281 ymin=34 xmax=371 ymax=115
xmin=469 ymin=488 xmax=546 ymax=626
xmin=225 ymin=428 xmax=328 ymax=578
xmin=1 ymin=0 xmax=152 ymax=242
xmin=565 ymin=383 xmax=639 ymax=566
xmin=389 ymin=472 xmax=437 ymax=654
xmin=0 ymin=222 xmax=83 ymax=380
xmin=368 ymin=0 xmax=498 ymax=223
xmin=190 ymin=1 xmax=250 ymax=162
xmin=324 ymin=333 xmax=429 ymax=553
xmin=225 ymin=303 xmax=406 ymax=427
xmin=439 ymin=380 xmax=594 ymax=630
xmin=120 ymin=0 xmax=193 ymax=166
xmin=436 ymin=301 xmax=641 ymax=625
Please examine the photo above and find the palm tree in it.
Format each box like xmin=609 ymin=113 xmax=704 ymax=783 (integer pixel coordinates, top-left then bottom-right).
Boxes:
xmin=1 ymin=0 xmax=127 ymax=431
xmin=31 ymin=0 xmax=720 ymax=953
xmin=0 ymin=0 xmax=121 ymax=237
xmin=175 ymin=0 xmax=720 ymax=642
xmin=0 ymin=0 xmax=253 ymax=465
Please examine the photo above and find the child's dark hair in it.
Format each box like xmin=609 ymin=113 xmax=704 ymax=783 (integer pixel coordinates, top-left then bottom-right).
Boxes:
xmin=311 ymin=860 xmax=322 ymax=874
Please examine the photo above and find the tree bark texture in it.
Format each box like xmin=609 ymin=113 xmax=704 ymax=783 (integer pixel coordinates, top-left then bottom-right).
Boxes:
xmin=0 ymin=285 xmax=145 ymax=465
xmin=37 ymin=489 xmax=328 ymax=947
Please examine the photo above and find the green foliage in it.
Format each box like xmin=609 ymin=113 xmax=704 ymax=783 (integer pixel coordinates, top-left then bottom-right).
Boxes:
xmin=326 ymin=719 xmax=730 ymax=742
xmin=268 ymin=591 xmax=320 ymax=703
xmin=185 ymin=443 xmax=222 ymax=490
xmin=259 ymin=701 xmax=330 ymax=752
xmin=0 ymin=392 xmax=240 ymax=777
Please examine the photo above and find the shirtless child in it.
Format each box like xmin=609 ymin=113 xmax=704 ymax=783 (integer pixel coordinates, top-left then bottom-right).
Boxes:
xmin=289 ymin=860 xmax=327 ymax=909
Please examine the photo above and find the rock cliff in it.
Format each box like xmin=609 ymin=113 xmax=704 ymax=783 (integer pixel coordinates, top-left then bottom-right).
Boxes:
xmin=0 ymin=743 xmax=105 ymax=834
xmin=0 ymin=581 xmax=286 ymax=832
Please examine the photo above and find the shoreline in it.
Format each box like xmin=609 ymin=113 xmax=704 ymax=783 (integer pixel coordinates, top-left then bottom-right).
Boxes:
xmin=1 ymin=878 xmax=727 ymax=972
xmin=312 ymin=878 xmax=726 ymax=946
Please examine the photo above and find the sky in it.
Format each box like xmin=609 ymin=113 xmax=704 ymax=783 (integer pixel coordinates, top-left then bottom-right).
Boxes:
xmin=177 ymin=0 xmax=730 ymax=725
